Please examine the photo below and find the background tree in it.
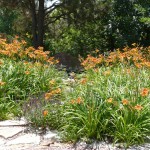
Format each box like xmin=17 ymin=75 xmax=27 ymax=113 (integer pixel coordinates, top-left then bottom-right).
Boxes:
xmin=0 ymin=7 xmax=17 ymax=35
xmin=0 ymin=0 xmax=149 ymax=56
xmin=108 ymin=0 xmax=150 ymax=48
xmin=0 ymin=0 xmax=66 ymax=48
xmin=46 ymin=0 xmax=112 ymax=56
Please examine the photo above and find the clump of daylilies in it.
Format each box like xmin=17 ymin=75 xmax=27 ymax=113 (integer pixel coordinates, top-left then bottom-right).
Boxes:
xmin=45 ymin=88 xmax=61 ymax=100
xmin=70 ymin=97 xmax=83 ymax=104
xmin=106 ymin=97 xmax=145 ymax=111
xmin=81 ymin=44 xmax=150 ymax=70
xmin=44 ymin=79 xmax=62 ymax=100
xmin=0 ymin=37 xmax=58 ymax=64
xmin=63 ymin=56 xmax=150 ymax=146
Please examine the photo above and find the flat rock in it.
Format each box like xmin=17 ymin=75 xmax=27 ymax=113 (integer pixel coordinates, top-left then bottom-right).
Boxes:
xmin=40 ymin=139 xmax=54 ymax=146
xmin=28 ymin=145 xmax=50 ymax=150
xmin=49 ymin=143 xmax=72 ymax=150
xmin=0 ymin=138 xmax=5 ymax=145
xmin=0 ymin=144 xmax=34 ymax=150
xmin=0 ymin=119 xmax=27 ymax=127
xmin=6 ymin=133 xmax=40 ymax=145
xmin=43 ymin=131 xmax=57 ymax=139
xmin=0 ymin=127 xmax=24 ymax=139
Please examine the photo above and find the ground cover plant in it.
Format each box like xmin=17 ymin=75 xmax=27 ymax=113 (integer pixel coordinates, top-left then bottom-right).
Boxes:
xmin=0 ymin=37 xmax=149 ymax=148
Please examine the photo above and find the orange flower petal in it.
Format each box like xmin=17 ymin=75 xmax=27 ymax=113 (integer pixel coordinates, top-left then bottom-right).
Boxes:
xmin=43 ymin=110 xmax=48 ymax=116
xmin=134 ymin=104 xmax=143 ymax=111
xmin=122 ymin=99 xmax=129 ymax=105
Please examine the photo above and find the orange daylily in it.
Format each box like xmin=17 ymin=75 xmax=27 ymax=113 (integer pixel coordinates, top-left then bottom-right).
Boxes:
xmin=70 ymin=97 xmax=83 ymax=104
xmin=140 ymin=88 xmax=149 ymax=97
xmin=55 ymin=88 xmax=61 ymax=94
xmin=0 ymin=60 xmax=3 ymax=65
xmin=25 ymin=71 xmax=30 ymax=75
xmin=70 ymin=99 xmax=75 ymax=104
xmin=106 ymin=98 xmax=113 ymax=103
xmin=45 ymin=88 xmax=61 ymax=100
xmin=122 ymin=99 xmax=129 ymax=105
xmin=45 ymin=92 xmax=52 ymax=100
xmin=43 ymin=110 xmax=48 ymax=117
xmin=134 ymin=104 xmax=143 ymax=111
xmin=0 ymin=81 xmax=5 ymax=86
xmin=80 ymin=78 xmax=87 ymax=84
xmin=76 ymin=97 xmax=82 ymax=104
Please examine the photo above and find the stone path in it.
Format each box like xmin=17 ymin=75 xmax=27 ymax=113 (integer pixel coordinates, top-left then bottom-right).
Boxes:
xmin=0 ymin=118 xmax=150 ymax=150
xmin=0 ymin=118 xmax=71 ymax=150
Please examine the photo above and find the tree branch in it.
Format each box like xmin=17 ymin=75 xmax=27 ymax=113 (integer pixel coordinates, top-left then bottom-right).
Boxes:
xmin=44 ymin=2 xmax=64 ymax=17
xmin=45 ymin=13 xmax=67 ymax=26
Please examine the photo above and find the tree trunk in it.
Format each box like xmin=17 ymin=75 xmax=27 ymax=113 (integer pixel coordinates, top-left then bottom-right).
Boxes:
xmin=37 ymin=0 xmax=45 ymax=47
xmin=29 ymin=0 xmax=38 ymax=48
xmin=29 ymin=0 xmax=45 ymax=48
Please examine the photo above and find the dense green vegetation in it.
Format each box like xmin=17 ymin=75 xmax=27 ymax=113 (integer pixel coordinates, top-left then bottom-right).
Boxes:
xmin=0 ymin=38 xmax=150 ymax=148
xmin=0 ymin=0 xmax=150 ymax=148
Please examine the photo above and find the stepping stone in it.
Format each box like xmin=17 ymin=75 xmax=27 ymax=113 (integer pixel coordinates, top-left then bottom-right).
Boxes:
xmin=6 ymin=133 xmax=40 ymax=145
xmin=0 ymin=127 xmax=24 ymax=139
xmin=0 ymin=119 xmax=27 ymax=127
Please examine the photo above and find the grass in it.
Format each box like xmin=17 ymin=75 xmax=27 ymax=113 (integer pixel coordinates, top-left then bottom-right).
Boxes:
xmin=0 ymin=37 xmax=150 ymax=148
